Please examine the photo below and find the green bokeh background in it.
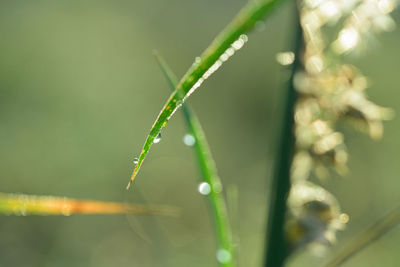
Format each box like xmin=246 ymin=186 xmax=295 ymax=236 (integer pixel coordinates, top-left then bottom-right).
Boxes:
xmin=0 ymin=1 xmax=399 ymax=266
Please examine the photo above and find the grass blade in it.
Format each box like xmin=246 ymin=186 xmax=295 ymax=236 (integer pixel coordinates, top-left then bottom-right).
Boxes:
xmin=325 ymin=205 xmax=400 ymax=267
xmin=127 ymin=0 xmax=286 ymax=188
xmin=154 ymin=51 xmax=234 ymax=266
xmin=0 ymin=192 xmax=179 ymax=217
xmin=264 ymin=9 xmax=302 ymax=267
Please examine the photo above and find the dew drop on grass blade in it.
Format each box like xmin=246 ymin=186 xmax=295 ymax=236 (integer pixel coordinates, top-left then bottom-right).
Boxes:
xmin=126 ymin=0 xmax=285 ymax=188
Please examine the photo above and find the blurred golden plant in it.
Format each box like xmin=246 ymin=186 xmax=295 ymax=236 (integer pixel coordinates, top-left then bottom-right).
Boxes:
xmin=0 ymin=193 xmax=179 ymax=217
xmin=285 ymin=0 xmax=397 ymax=252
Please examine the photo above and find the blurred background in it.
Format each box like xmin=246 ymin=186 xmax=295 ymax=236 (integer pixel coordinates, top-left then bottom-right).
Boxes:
xmin=0 ymin=0 xmax=399 ymax=266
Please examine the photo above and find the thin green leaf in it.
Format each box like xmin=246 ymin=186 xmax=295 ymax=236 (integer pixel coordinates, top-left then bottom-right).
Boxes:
xmin=264 ymin=8 xmax=302 ymax=267
xmin=325 ymin=206 xmax=400 ymax=267
xmin=127 ymin=0 xmax=286 ymax=188
xmin=0 ymin=192 xmax=179 ymax=217
xmin=154 ymin=51 xmax=234 ymax=266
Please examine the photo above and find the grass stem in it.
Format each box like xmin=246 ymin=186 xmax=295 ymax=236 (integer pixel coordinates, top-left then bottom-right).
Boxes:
xmin=264 ymin=8 xmax=302 ymax=267
xmin=127 ymin=0 xmax=287 ymax=188
xmin=154 ymin=52 xmax=234 ymax=267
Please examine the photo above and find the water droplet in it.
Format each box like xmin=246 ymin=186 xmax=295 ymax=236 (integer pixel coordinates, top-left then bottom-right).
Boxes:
xmin=239 ymin=34 xmax=248 ymax=43
xmin=232 ymin=39 xmax=244 ymax=50
xmin=220 ymin=52 xmax=229 ymax=62
xmin=276 ymin=51 xmax=295 ymax=66
xmin=195 ymin=57 xmax=202 ymax=64
xmin=133 ymin=157 xmax=139 ymax=164
xmin=216 ymin=249 xmax=232 ymax=264
xmin=183 ymin=134 xmax=195 ymax=146
xmin=176 ymin=100 xmax=183 ymax=108
xmin=202 ymin=60 xmax=223 ymax=79
xmin=225 ymin=48 xmax=234 ymax=57
xmin=198 ymin=182 xmax=211 ymax=195
xmin=154 ymin=133 xmax=162 ymax=144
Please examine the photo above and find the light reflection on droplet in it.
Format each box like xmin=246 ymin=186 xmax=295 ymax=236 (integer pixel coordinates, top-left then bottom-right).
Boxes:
xmin=168 ymin=35 xmax=248 ymax=121
xmin=226 ymin=48 xmax=235 ymax=57
xmin=220 ymin=53 xmax=229 ymax=62
xmin=232 ymin=37 xmax=245 ymax=50
xmin=276 ymin=51 xmax=295 ymax=66
xmin=153 ymin=132 xmax=162 ymax=144
xmin=183 ymin=77 xmax=204 ymax=103
xmin=198 ymin=182 xmax=211 ymax=195
xmin=177 ymin=100 xmax=183 ymax=108
xmin=183 ymin=134 xmax=195 ymax=146
xmin=133 ymin=157 xmax=139 ymax=164
xmin=239 ymin=34 xmax=248 ymax=42
xmin=203 ymin=60 xmax=223 ymax=79
xmin=216 ymin=249 xmax=232 ymax=264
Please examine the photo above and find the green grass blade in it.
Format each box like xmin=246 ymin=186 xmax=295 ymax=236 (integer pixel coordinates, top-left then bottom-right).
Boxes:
xmin=127 ymin=0 xmax=286 ymax=188
xmin=264 ymin=9 xmax=302 ymax=267
xmin=0 ymin=192 xmax=179 ymax=217
xmin=325 ymin=205 xmax=400 ymax=267
xmin=154 ymin=51 xmax=234 ymax=266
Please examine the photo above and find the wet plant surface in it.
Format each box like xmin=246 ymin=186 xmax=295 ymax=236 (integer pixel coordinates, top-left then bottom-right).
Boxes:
xmin=0 ymin=1 xmax=400 ymax=267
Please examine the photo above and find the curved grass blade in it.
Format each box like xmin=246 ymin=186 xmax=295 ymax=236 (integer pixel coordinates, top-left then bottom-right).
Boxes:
xmin=127 ymin=0 xmax=286 ymax=188
xmin=154 ymin=51 xmax=234 ymax=266
xmin=0 ymin=192 xmax=179 ymax=217
xmin=325 ymin=205 xmax=400 ymax=267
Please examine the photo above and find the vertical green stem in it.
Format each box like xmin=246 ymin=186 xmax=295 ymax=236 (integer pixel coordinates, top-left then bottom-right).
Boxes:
xmin=154 ymin=53 xmax=234 ymax=266
xmin=264 ymin=8 xmax=302 ymax=267
xmin=187 ymin=107 xmax=234 ymax=267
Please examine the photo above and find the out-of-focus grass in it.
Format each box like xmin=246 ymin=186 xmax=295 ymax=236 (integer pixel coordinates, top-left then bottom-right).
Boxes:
xmin=0 ymin=1 xmax=399 ymax=267
xmin=0 ymin=193 xmax=179 ymax=216
xmin=325 ymin=205 xmax=400 ymax=267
